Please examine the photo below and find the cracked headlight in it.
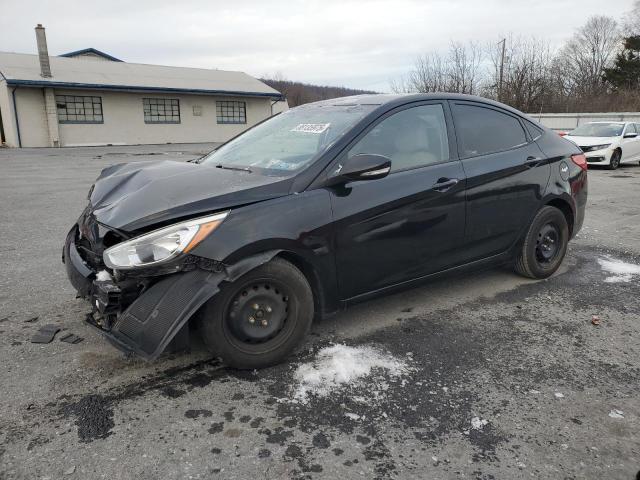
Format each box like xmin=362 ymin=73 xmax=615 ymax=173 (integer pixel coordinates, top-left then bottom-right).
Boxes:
xmin=103 ymin=211 xmax=229 ymax=269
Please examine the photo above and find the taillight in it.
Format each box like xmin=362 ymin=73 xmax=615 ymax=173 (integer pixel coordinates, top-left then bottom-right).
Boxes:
xmin=571 ymin=153 xmax=587 ymax=171
xmin=558 ymin=131 xmax=567 ymax=137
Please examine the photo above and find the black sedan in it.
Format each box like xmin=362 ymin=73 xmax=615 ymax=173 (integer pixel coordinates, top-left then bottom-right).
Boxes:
xmin=63 ymin=93 xmax=588 ymax=368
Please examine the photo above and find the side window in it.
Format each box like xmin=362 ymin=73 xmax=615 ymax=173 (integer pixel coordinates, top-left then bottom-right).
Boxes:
xmin=626 ymin=123 xmax=637 ymax=134
xmin=453 ymin=104 xmax=527 ymax=157
xmin=524 ymin=119 xmax=544 ymax=140
xmin=348 ymin=104 xmax=449 ymax=172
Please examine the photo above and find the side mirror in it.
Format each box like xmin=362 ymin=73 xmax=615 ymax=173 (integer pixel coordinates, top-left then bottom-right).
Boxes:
xmin=327 ymin=154 xmax=391 ymax=185
xmin=624 ymin=132 xmax=638 ymax=138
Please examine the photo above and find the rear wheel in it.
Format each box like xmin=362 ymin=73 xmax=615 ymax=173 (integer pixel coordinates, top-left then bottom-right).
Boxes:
xmin=199 ymin=258 xmax=313 ymax=369
xmin=514 ymin=206 xmax=569 ymax=279
xmin=608 ymin=149 xmax=621 ymax=170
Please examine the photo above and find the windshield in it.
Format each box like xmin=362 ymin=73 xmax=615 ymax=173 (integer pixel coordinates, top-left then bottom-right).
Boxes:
xmin=200 ymin=104 xmax=375 ymax=174
xmin=569 ymin=123 xmax=624 ymax=137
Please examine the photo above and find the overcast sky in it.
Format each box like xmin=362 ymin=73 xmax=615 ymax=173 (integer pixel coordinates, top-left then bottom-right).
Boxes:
xmin=1 ymin=0 xmax=635 ymax=91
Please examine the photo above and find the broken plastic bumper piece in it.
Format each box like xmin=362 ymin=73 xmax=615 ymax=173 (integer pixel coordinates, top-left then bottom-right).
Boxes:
xmin=86 ymin=269 xmax=226 ymax=360
xmin=64 ymin=225 xmax=281 ymax=360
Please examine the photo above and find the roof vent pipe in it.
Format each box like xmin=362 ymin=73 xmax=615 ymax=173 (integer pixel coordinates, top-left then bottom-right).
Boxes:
xmin=35 ymin=24 xmax=52 ymax=78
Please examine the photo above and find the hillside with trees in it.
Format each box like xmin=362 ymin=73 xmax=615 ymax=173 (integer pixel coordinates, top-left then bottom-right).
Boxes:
xmin=261 ymin=76 xmax=376 ymax=107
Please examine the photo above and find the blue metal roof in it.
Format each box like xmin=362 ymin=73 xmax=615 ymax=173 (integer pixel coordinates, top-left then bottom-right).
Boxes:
xmin=5 ymin=79 xmax=284 ymax=100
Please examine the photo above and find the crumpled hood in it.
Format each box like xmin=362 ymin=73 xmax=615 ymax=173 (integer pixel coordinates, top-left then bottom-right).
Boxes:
xmin=89 ymin=160 xmax=291 ymax=231
xmin=564 ymin=136 xmax=616 ymax=148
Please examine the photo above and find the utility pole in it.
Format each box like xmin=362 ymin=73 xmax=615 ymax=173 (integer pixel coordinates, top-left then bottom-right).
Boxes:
xmin=498 ymin=38 xmax=506 ymax=103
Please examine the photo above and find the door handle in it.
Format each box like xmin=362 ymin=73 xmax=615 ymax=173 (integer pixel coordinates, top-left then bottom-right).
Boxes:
xmin=525 ymin=156 xmax=543 ymax=168
xmin=432 ymin=178 xmax=459 ymax=192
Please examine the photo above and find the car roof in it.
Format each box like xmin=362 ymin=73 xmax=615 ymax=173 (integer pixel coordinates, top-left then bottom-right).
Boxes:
xmin=299 ymin=92 xmax=533 ymax=120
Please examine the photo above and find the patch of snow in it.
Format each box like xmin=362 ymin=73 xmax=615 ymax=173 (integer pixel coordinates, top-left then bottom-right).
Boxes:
xmin=597 ymin=256 xmax=640 ymax=283
xmin=554 ymin=392 xmax=564 ymax=398
xmin=96 ymin=270 xmax=112 ymax=282
xmin=608 ymin=409 xmax=624 ymax=419
xmin=471 ymin=417 xmax=488 ymax=430
xmin=344 ymin=412 xmax=361 ymax=421
xmin=529 ymin=389 xmax=540 ymax=394
xmin=291 ymin=344 xmax=411 ymax=404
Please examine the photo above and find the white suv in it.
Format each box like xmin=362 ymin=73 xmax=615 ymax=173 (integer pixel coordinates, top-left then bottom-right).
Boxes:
xmin=564 ymin=122 xmax=640 ymax=169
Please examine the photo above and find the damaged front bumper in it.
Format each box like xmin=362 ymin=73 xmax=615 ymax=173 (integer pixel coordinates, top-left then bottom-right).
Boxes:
xmin=63 ymin=225 xmax=279 ymax=360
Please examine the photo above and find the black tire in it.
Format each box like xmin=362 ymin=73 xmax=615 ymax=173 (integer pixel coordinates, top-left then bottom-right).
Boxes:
xmin=199 ymin=258 xmax=313 ymax=369
xmin=608 ymin=149 xmax=621 ymax=170
xmin=514 ymin=206 xmax=569 ymax=279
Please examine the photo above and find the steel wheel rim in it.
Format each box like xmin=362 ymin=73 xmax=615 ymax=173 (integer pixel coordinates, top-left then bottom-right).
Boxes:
xmin=224 ymin=280 xmax=291 ymax=347
xmin=535 ymin=223 xmax=560 ymax=265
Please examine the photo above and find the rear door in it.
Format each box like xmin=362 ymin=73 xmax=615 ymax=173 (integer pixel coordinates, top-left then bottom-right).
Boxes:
xmin=450 ymin=101 xmax=551 ymax=261
xmin=330 ymin=102 xmax=467 ymax=300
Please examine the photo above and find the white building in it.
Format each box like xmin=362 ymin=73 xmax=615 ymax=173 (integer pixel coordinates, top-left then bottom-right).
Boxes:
xmin=0 ymin=25 xmax=287 ymax=147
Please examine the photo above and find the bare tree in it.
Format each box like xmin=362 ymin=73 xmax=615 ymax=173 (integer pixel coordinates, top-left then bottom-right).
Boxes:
xmin=391 ymin=52 xmax=447 ymax=93
xmin=622 ymin=0 xmax=640 ymax=35
xmin=560 ymin=15 xmax=620 ymax=96
xmin=392 ymin=41 xmax=482 ymax=94
xmin=447 ymin=41 xmax=482 ymax=94
xmin=484 ymin=35 xmax=554 ymax=112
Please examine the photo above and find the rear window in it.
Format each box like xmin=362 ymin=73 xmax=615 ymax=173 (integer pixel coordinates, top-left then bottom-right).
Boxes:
xmin=453 ymin=104 xmax=527 ymax=157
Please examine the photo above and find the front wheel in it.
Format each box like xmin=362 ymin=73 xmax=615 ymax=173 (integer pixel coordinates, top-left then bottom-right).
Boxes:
xmin=514 ymin=206 xmax=569 ymax=279
xmin=607 ymin=149 xmax=621 ymax=170
xmin=199 ymin=257 xmax=313 ymax=369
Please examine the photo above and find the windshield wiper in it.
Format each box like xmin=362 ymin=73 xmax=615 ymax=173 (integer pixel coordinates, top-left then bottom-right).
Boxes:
xmin=215 ymin=164 xmax=252 ymax=173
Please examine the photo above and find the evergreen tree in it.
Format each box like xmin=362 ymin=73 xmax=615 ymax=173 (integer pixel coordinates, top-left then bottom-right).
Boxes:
xmin=603 ymin=36 xmax=640 ymax=90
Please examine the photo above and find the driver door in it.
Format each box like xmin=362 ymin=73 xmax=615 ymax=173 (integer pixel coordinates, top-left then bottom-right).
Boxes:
xmin=328 ymin=102 xmax=467 ymax=300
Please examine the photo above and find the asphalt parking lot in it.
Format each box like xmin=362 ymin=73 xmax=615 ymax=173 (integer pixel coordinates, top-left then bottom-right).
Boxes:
xmin=0 ymin=144 xmax=639 ymax=480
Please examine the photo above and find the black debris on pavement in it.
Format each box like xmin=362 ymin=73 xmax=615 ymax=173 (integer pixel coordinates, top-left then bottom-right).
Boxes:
xmin=60 ymin=333 xmax=84 ymax=344
xmin=30 ymin=324 xmax=61 ymax=344
xmin=24 ymin=316 xmax=39 ymax=323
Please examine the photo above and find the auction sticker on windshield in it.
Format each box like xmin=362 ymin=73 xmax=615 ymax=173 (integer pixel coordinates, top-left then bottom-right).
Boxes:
xmin=291 ymin=123 xmax=331 ymax=134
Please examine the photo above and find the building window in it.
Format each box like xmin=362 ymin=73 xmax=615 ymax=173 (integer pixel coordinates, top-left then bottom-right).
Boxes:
xmin=216 ymin=101 xmax=246 ymax=124
xmin=56 ymin=95 xmax=103 ymax=124
xmin=143 ymin=98 xmax=180 ymax=124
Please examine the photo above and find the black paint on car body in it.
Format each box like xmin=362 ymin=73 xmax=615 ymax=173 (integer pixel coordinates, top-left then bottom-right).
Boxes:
xmin=63 ymin=93 xmax=587 ymax=366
